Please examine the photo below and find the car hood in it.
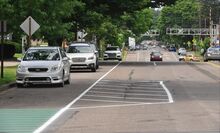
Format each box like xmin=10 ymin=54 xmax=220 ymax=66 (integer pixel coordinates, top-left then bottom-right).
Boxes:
xmin=19 ymin=60 xmax=60 ymax=68
xmin=66 ymin=53 xmax=94 ymax=58
xmin=105 ymin=51 xmax=121 ymax=54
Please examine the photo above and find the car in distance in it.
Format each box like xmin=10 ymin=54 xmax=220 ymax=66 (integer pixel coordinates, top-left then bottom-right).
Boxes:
xmin=178 ymin=48 xmax=186 ymax=55
xmin=183 ymin=53 xmax=200 ymax=62
xmin=66 ymin=43 xmax=97 ymax=72
xmin=203 ymin=47 xmax=220 ymax=62
xmin=16 ymin=47 xmax=70 ymax=87
xmin=104 ymin=46 xmax=122 ymax=61
xmin=168 ymin=46 xmax=176 ymax=52
xmin=179 ymin=53 xmax=186 ymax=61
xmin=150 ymin=51 xmax=163 ymax=61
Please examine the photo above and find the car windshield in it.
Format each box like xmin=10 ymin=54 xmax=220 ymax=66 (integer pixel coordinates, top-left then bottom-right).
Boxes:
xmin=23 ymin=49 xmax=60 ymax=61
xmin=67 ymin=46 xmax=93 ymax=53
xmin=106 ymin=47 xmax=119 ymax=51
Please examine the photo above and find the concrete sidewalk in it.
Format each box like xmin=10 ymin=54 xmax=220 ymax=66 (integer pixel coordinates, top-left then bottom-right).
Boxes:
xmin=0 ymin=61 xmax=19 ymax=67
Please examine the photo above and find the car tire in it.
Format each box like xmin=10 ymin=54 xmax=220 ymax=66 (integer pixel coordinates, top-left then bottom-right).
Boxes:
xmin=65 ymin=74 xmax=70 ymax=84
xmin=59 ymin=72 xmax=65 ymax=87
xmin=17 ymin=83 xmax=23 ymax=88
xmin=118 ymin=59 xmax=122 ymax=61
xmin=91 ymin=66 xmax=96 ymax=72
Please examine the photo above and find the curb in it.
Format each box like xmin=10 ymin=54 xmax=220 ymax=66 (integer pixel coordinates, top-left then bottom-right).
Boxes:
xmin=0 ymin=82 xmax=16 ymax=92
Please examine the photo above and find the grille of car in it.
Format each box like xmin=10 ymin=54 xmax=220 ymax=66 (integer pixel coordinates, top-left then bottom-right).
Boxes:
xmin=28 ymin=68 xmax=48 ymax=72
xmin=107 ymin=53 xmax=116 ymax=58
xmin=25 ymin=77 xmax=50 ymax=82
xmin=72 ymin=58 xmax=86 ymax=62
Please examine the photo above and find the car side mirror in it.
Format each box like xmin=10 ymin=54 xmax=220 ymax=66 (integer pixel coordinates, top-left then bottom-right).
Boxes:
xmin=63 ymin=57 xmax=69 ymax=61
xmin=17 ymin=58 xmax=22 ymax=62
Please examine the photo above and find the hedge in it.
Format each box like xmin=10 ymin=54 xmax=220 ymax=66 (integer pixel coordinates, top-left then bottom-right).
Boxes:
xmin=0 ymin=42 xmax=16 ymax=59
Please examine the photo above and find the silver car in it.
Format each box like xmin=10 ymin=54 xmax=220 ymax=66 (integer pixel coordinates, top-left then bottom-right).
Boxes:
xmin=16 ymin=47 xmax=70 ymax=87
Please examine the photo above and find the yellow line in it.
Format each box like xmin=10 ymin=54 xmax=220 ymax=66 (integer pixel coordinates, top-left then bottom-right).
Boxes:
xmin=207 ymin=62 xmax=220 ymax=68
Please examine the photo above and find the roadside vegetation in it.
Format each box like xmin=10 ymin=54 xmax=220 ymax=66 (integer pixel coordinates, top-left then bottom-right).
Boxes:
xmin=0 ymin=66 xmax=16 ymax=86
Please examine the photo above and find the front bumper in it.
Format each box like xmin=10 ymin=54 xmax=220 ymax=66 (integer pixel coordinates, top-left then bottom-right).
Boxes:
xmin=69 ymin=59 xmax=96 ymax=69
xmin=16 ymin=71 xmax=63 ymax=84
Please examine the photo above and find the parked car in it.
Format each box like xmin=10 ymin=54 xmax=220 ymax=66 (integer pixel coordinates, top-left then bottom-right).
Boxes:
xmin=150 ymin=51 xmax=163 ymax=61
xmin=104 ymin=46 xmax=122 ymax=61
xmin=178 ymin=48 xmax=186 ymax=55
xmin=88 ymin=43 xmax=99 ymax=69
xmin=203 ymin=47 xmax=220 ymax=62
xmin=16 ymin=47 xmax=70 ymax=87
xmin=168 ymin=46 xmax=176 ymax=52
xmin=179 ymin=53 xmax=186 ymax=61
xmin=66 ymin=43 xmax=97 ymax=72
xmin=183 ymin=53 xmax=200 ymax=62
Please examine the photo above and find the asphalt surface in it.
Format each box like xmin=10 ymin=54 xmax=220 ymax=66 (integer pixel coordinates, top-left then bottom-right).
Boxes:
xmin=0 ymin=46 xmax=219 ymax=133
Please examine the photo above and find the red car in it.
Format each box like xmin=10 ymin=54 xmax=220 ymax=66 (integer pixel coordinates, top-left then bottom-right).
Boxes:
xmin=150 ymin=51 xmax=163 ymax=61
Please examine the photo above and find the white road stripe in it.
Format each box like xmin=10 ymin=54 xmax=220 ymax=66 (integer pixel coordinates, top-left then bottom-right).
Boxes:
xmin=68 ymin=102 xmax=171 ymax=110
xmin=84 ymin=94 xmax=168 ymax=101
xmin=92 ymin=87 xmax=165 ymax=93
xmin=33 ymin=63 xmax=121 ymax=133
xmin=160 ymin=81 xmax=174 ymax=103
xmin=88 ymin=90 xmax=168 ymax=97
xmin=79 ymin=98 xmax=142 ymax=104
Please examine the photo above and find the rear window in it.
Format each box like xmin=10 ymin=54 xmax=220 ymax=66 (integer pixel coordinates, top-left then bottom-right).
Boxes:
xmin=106 ymin=47 xmax=119 ymax=51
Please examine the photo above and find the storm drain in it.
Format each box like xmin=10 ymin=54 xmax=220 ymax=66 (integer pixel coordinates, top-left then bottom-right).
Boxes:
xmin=75 ymin=80 xmax=174 ymax=108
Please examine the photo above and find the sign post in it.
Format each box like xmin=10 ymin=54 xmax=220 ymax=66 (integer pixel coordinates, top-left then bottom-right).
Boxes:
xmin=20 ymin=16 xmax=40 ymax=50
xmin=0 ymin=20 xmax=6 ymax=78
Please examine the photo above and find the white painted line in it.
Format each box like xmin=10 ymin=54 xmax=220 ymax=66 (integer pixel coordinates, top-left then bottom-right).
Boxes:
xmin=33 ymin=63 xmax=121 ymax=133
xmin=160 ymin=81 xmax=174 ymax=103
xmin=84 ymin=94 xmax=168 ymax=101
xmin=79 ymin=98 xmax=142 ymax=104
xmin=69 ymin=101 xmax=171 ymax=110
xmin=88 ymin=90 xmax=167 ymax=97
xmin=92 ymin=87 xmax=165 ymax=93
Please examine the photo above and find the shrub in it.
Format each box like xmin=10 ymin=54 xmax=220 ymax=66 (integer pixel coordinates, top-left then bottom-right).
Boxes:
xmin=0 ymin=42 xmax=16 ymax=59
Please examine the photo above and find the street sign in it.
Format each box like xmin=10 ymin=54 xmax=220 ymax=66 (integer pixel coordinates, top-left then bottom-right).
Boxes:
xmin=20 ymin=16 xmax=40 ymax=36
xmin=77 ymin=30 xmax=87 ymax=42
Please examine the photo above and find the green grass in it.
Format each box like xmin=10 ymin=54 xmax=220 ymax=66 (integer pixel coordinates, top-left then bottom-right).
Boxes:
xmin=0 ymin=66 xmax=17 ymax=86
xmin=14 ymin=53 xmax=23 ymax=59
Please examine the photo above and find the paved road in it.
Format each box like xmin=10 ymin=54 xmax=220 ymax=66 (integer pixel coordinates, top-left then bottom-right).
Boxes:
xmin=0 ymin=47 xmax=219 ymax=133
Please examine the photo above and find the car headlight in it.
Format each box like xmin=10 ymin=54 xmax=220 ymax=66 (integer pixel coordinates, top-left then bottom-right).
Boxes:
xmin=51 ymin=64 xmax=62 ymax=72
xmin=17 ymin=65 xmax=27 ymax=72
xmin=160 ymin=56 xmax=162 ymax=58
xmin=88 ymin=56 xmax=94 ymax=60
xmin=117 ymin=52 xmax=121 ymax=55
xmin=207 ymin=54 xmax=211 ymax=56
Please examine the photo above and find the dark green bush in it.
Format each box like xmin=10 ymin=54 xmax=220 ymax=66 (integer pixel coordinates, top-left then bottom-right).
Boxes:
xmin=0 ymin=42 xmax=16 ymax=59
xmin=6 ymin=41 xmax=22 ymax=53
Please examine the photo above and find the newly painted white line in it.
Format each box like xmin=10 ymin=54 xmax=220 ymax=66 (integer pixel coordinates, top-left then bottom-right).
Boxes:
xmin=79 ymin=98 xmax=143 ymax=104
xmin=84 ymin=94 xmax=168 ymax=101
xmin=68 ymin=101 xmax=171 ymax=110
xmin=160 ymin=81 xmax=174 ymax=103
xmin=88 ymin=90 xmax=167 ymax=97
xmin=33 ymin=63 xmax=120 ymax=133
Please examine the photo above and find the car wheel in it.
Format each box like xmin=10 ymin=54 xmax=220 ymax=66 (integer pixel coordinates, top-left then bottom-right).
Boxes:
xmin=91 ymin=65 xmax=96 ymax=72
xmin=59 ymin=72 xmax=65 ymax=87
xmin=65 ymin=74 xmax=70 ymax=84
xmin=96 ymin=61 xmax=99 ymax=69
xmin=17 ymin=83 xmax=23 ymax=88
xmin=118 ymin=59 xmax=122 ymax=61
